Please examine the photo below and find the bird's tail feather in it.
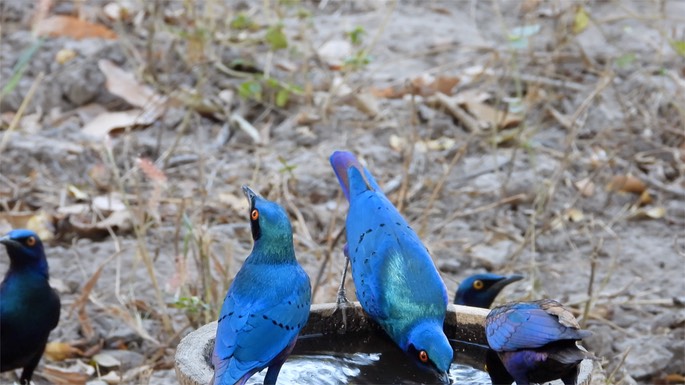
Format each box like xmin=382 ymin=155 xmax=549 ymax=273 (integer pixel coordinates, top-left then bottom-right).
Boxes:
xmin=330 ymin=151 xmax=379 ymax=200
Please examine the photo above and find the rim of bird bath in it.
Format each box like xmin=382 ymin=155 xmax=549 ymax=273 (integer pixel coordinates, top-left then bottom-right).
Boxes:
xmin=174 ymin=302 xmax=599 ymax=385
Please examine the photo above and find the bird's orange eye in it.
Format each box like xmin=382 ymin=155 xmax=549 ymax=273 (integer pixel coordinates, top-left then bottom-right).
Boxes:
xmin=473 ymin=280 xmax=484 ymax=290
xmin=418 ymin=350 xmax=429 ymax=363
xmin=25 ymin=236 xmax=36 ymax=247
xmin=251 ymin=209 xmax=259 ymax=221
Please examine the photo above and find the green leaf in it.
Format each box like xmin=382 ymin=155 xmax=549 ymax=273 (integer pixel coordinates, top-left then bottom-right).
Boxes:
xmin=238 ymin=80 xmax=262 ymax=101
xmin=1 ymin=38 xmax=43 ymax=98
xmin=670 ymin=40 xmax=685 ymax=57
xmin=508 ymin=25 xmax=540 ymax=50
xmin=276 ymin=89 xmax=290 ymax=107
xmin=348 ymin=26 xmax=366 ymax=46
xmin=230 ymin=13 xmax=256 ymax=31
xmin=265 ymin=24 xmax=288 ymax=51
xmin=574 ymin=6 xmax=589 ymax=34
xmin=615 ymin=53 xmax=636 ymax=68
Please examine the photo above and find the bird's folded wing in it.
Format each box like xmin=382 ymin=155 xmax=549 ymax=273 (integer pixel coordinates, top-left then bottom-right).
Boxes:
xmin=214 ymin=287 xmax=309 ymax=383
xmin=486 ymin=306 xmax=576 ymax=351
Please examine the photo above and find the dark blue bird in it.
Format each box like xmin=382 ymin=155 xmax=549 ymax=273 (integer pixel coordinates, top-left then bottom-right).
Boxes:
xmin=330 ymin=151 xmax=453 ymax=381
xmin=454 ymin=273 xmax=523 ymax=308
xmin=211 ymin=186 xmax=312 ymax=385
xmin=485 ymin=299 xmax=595 ymax=385
xmin=1 ymin=229 xmax=61 ymax=385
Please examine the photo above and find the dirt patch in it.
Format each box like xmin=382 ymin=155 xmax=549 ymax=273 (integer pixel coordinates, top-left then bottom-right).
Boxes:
xmin=1 ymin=1 xmax=684 ymax=384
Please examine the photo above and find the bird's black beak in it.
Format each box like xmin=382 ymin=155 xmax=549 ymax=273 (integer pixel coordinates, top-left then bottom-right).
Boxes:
xmin=0 ymin=235 xmax=21 ymax=249
xmin=437 ymin=370 xmax=451 ymax=384
xmin=491 ymin=274 xmax=524 ymax=292
xmin=242 ymin=185 xmax=258 ymax=206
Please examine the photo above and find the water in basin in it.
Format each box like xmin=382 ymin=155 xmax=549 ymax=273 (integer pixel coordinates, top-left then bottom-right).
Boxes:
xmin=212 ymin=330 xmax=491 ymax=385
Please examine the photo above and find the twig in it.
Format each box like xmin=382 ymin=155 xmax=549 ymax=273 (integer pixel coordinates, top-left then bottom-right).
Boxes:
xmin=418 ymin=145 xmax=466 ymax=237
xmin=0 ymin=71 xmax=44 ymax=154
xmin=433 ymin=92 xmax=482 ymax=133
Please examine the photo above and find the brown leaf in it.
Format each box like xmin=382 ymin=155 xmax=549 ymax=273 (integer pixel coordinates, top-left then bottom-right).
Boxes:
xmin=606 ymin=175 xmax=647 ymax=194
xmin=39 ymin=364 xmax=91 ymax=385
xmin=627 ymin=206 xmax=666 ymax=220
xmin=464 ymin=101 xmax=522 ymax=130
xmin=370 ymin=75 xmax=460 ymax=99
xmin=574 ymin=177 xmax=595 ymax=197
xmin=35 ymin=15 xmax=117 ymax=40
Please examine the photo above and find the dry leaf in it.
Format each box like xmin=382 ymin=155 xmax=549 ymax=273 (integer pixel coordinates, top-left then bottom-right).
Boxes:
xmin=98 ymin=60 xmax=166 ymax=111
xmin=81 ymin=110 xmax=156 ymax=138
xmin=35 ymin=15 xmax=117 ymax=40
xmin=55 ymin=48 xmax=76 ymax=64
xmin=574 ymin=177 xmax=595 ymax=197
xmin=464 ymin=101 xmax=522 ymax=130
xmin=638 ymin=190 xmax=653 ymax=206
xmin=370 ymin=75 xmax=460 ymax=99
xmin=353 ymin=92 xmax=379 ymax=117
xmin=627 ymin=206 xmax=666 ymax=220
xmin=93 ymin=352 xmax=121 ymax=368
xmin=607 ymin=175 xmax=647 ymax=194
xmin=92 ymin=194 xmax=127 ymax=212
xmin=40 ymin=363 xmax=91 ymax=385
xmin=44 ymin=342 xmax=84 ymax=361
xmin=564 ymin=208 xmax=585 ymax=222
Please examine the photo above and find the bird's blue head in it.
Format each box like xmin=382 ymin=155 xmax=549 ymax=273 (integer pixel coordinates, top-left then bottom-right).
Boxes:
xmin=405 ymin=320 xmax=454 ymax=381
xmin=242 ymin=185 xmax=294 ymax=260
xmin=454 ymin=273 xmax=523 ymax=308
xmin=0 ymin=229 xmax=49 ymax=276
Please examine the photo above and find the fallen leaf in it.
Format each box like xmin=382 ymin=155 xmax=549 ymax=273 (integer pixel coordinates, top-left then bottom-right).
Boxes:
xmin=81 ymin=110 xmax=156 ymax=138
xmin=68 ymin=184 xmax=90 ymax=201
xmin=564 ymin=208 xmax=584 ymax=222
xmin=55 ymin=48 xmax=76 ymax=64
xmin=638 ymin=190 xmax=653 ymax=206
xmin=627 ymin=206 xmax=666 ymax=220
xmin=98 ymin=60 xmax=166 ymax=111
xmin=370 ymin=75 xmax=460 ymax=99
xmin=464 ymin=101 xmax=522 ymax=130
xmin=574 ymin=177 xmax=595 ymax=197
xmin=92 ymin=194 xmax=127 ymax=212
xmin=35 ymin=15 xmax=117 ymax=40
xmin=353 ymin=92 xmax=379 ymax=117
xmin=573 ymin=6 xmax=590 ymax=34
xmin=93 ymin=352 xmax=121 ymax=368
xmin=607 ymin=175 xmax=647 ymax=194
xmin=44 ymin=342 xmax=84 ymax=361
xmin=25 ymin=211 xmax=54 ymax=241
xmin=39 ymin=363 xmax=91 ymax=385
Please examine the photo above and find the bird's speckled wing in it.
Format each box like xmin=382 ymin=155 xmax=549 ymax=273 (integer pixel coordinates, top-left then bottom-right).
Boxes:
xmin=212 ymin=264 xmax=310 ymax=384
xmin=486 ymin=300 xmax=590 ymax=352
xmin=331 ymin=152 xmax=448 ymax=329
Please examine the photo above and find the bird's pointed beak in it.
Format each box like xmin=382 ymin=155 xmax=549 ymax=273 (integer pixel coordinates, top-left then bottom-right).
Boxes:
xmin=437 ymin=370 xmax=451 ymax=384
xmin=0 ymin=235 xmax=21 ymax=249
xmin=241 ymin=185 xmax=258 ymax=204
xmin=491 ymin=274 xmax=524 ymax=292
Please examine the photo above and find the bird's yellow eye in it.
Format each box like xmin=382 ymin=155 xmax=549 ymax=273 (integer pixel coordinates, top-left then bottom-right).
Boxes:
xmin=418 ymin=350 xmax=429 ymax=363
xmin=251 ymin=209 xmax=259 ymax=221
xmin=473 ymin=280 xmax=484 ymax=290
xmin=25 ymin=236 xmax=36 ymax=247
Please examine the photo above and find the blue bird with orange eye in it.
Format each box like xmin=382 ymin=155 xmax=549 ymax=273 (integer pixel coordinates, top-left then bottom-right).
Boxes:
xmin=485 ymin=299 xmax=595 ymax=385
xmin=454 ymin=273 xmax=523 ymax=308
xmin=211 ymin=186 xmax=311 ymax=385
xmin=330 ymin=151 xmax=453 ymax=382
xmin=1 ymin=229 xmax=61 ymax=385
